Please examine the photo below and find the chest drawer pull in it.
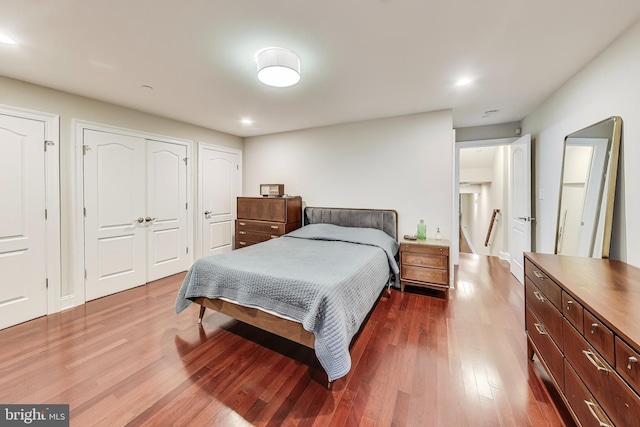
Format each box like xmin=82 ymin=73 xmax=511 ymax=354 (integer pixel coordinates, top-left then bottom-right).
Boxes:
xmin=270 ymin=225 xmax=279 ymax=229
xmin=584 ymin=400 xmax=612 ymax=427
xmin=238 ymin=222 xmax=246 ymax=226
xmin=533 ymin=291 xmax=546 ymax=302
xmin=566 ymin=300 xmax=573 ymax=310
xmin=582 ymin=350 xmax=610 ymax=373
xmin=533 ymin=270 xmax=545 ymax=280
xmin=628 ymin=356 xmax=638 ymax=370
xmin=533 ymin=323 xmax=546 ymax=335
xmin=590 ymin=323 xmax=599 ymax=334
xmin=270 ymin=235 xmax=278 ymax=239
xmin=238 ymin=231 xmax=246 ymax=235
xmin=238 ymin=241 xmax=247 ymax=246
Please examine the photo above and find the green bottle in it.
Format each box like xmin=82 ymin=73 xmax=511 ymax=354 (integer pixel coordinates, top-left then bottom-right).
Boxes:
xmin=417 ymin=219 xmax=426 ymax=240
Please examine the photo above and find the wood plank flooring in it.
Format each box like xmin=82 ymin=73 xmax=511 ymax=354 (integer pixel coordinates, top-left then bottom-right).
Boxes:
xmin=0 ymin=254 xmax=573 ymax=426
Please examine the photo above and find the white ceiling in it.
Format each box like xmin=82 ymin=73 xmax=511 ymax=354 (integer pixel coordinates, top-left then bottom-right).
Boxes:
xmin=2 ymin=1 xmax=640 ymax=137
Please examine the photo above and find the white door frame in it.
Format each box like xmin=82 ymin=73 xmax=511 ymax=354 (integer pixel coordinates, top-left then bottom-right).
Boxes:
xmin=196 ymin=142 xmax=242 ymax=259
xmin=72 ymin=120 xmax=193 ymax=306
xmin=0 ymin=104 xmax=61 ymax=314
xmin=453 ymin=137 xmax=519 ymax=266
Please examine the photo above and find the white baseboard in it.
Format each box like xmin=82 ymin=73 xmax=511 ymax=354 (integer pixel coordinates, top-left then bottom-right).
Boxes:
xmin=499 ymin=251 xmax=511 ymax=263
xmin=61 ymin=294 xmax=76 ymax=311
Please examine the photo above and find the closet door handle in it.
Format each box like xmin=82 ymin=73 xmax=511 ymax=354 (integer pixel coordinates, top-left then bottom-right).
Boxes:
xmin=145 ymin=217 xmax=157 ymax=223
xmin=136 ymin=217 xmax=145 ymax=223
xmin=204 ymin=210 xmax=212 ymax=216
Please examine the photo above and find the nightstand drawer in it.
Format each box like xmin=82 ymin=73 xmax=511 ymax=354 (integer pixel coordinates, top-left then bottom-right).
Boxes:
xmin=401 ymin=243 xmax=448 ymax=256
xmin=401 ymin=265 xmax=448 ymax=285
xmin=401 ymin=253 xmax=447 ymax=269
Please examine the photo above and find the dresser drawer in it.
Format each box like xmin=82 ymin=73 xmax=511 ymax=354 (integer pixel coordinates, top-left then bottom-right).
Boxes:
xmin=237 ymin=197 xmax=287 ymax=222
xmin=615 ymin=337 xmax=640 ymax=394
xmin=401 ymin=243 xmax=448 ymax=256
xmin=235 ymin=240 xmax=257 ymax=249
xmin=236 ymin=220 xmax=285 ymax=235
xmin=562 ymin=291 xmax=584 ymax=335
xmin=401 ymin=253 xmax=447 ymax=270
xmin=584 ymin=310 xmax=615 ymax=366
xmin=524 ymin=259 xmax=561 ymax=310
xmin=526 ymin=306 xmax=564 ymax=391
xmin=525 ymin=277 xmax=563 ymax=346
xmin=564 ymin=360 xmax=614 ymax=427
xmin=401 ymin=265 xmax=448 ymax=286
xmin=563 ymin=318 xmax=640 ymax=427
xmin=236 ymin=230 xmax=280 ymax=244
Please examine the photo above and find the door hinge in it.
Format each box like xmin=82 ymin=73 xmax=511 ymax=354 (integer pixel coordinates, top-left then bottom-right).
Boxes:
xmin=46 ymin=278 xmax=49 ymax=289
xmin=83 ymin=207 xmax=87 ymax=217
xmin=185 ymin=202 xmax=188 ymax=210
xmin=84 ymin=269 xmax=87 ymax=279
xmin=44 ymin=140 xmax=54 ymax=151
xmin=186 ymin=247 xmax=189 ymax=254
xmin=237 ymin=165 xmax=239 ymax=170
xmin=183 ymin=157 xmax=188 ymax=165
xmin=45 ymin=209 xmax=48 ymax=220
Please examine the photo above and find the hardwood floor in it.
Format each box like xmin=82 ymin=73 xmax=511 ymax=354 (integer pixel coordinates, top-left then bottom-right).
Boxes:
xmin=0 ymin=254 xmax=572 ymax=426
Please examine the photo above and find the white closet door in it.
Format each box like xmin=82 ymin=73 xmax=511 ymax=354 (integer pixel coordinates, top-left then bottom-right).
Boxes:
xmin=0 ymin=114 xmax=47 ymax=329
xmin=84 ymin=130 xmax=146 ymax=301
xmin=146 ymin=140 xmax=189 ymax=281
xmin=200 ymin=146 xmax=240 ymax=257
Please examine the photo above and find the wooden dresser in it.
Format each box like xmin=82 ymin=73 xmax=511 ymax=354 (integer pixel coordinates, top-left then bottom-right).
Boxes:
xmin=525 ymin=252 xmax=640 ymax=427
xmin=399 ymin=238 xmax=450 ymax=298
xmin=235 ymin=196 xmax=302 ymax=249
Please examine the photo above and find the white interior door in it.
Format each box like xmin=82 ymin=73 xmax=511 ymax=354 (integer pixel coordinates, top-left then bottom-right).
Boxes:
xmin=509 ymin=134 xmax=532 ymax=284
xmin=146 ymin=140 xmax=189 ymax=281
xmin=0 ymin=114 xmax=47 ymax=329
xmin=199 ymin=146 xmax=240 ymax=257
xmin=84 ymin=130 xmax=146 ymax=300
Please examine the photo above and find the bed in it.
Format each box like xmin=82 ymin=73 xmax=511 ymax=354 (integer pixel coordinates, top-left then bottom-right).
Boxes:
xmin=175 ymin=207 xmax=399 ymax=387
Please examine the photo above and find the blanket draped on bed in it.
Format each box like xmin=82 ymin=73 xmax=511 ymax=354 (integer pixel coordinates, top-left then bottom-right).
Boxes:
xmin=175 ymin=224 xmax=399 ymax=381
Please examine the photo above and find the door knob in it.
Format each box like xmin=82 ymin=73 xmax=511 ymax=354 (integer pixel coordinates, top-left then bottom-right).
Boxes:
xmin=145 ymin=217 xmax=157 ymax=222
xmin=136 ymin=217 xmax=145 ymax=223
xmin=204 ymin=210 xmax=212 ymax=216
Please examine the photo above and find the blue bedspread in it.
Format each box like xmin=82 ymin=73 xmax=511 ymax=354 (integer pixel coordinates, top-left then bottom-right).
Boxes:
xmin=175 ymin=224 xmax=399 ymax=381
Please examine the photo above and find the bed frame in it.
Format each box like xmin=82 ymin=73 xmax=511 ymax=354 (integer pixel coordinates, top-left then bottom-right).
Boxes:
xmin=195 ymin=206 xmax=398 ymax=388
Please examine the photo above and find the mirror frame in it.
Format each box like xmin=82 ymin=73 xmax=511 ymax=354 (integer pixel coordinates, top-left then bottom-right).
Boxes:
xmin=555 ymin=116 xmax=622 ymax=258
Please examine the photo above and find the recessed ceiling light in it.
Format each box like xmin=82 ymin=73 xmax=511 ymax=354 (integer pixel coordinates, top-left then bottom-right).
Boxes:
xmin=0 ymin=34 xmax=17 ymax=45
xmin=240 ymin=118 xmax=253 ymax=125
xmin=456 ymin=77 xmax=472 ymax=86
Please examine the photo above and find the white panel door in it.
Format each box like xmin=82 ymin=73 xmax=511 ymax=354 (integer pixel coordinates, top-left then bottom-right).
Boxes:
xmin=84 ymin=130 xmax=146 ymax=300
xmin=509 ymin=134 xmax=532 ymax=284
xmin=199 ymin=146 xmax=240 ymax=257
xmin=146 ymin=140 xmax=189 ymax=281
xmin=0 ymin=114 xmax=47 ymax=329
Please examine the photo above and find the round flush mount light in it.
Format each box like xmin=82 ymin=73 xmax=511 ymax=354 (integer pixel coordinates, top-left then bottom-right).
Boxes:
xmin=456 ymin=77 xmax=472 ymax=86
xmin=0 ymin=34 xmax=17 ymax=45
xmin=256 ymin=47 xmax=300 ymax=88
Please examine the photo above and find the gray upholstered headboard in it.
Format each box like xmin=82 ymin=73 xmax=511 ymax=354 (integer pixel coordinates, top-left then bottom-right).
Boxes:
xmin=304 ymin=207 xmax=398 ymax=240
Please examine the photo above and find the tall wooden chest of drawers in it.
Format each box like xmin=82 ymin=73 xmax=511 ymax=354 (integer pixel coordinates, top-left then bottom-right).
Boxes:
xmin=525 ymin=252 xmax=640 ymax=427
xmin=235 ymin=196 xmax=302 ymax=249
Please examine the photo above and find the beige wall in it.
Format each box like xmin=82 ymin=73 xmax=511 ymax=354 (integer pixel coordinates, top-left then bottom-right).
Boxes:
xmin=243 ymin=110 xmax=454 ymax=241
xmin=0 ymin=75 xmax=242 ymax=298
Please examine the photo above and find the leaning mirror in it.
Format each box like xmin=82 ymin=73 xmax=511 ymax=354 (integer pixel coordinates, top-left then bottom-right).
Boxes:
xmin=555 ymin=116 xmax=622 ymax=258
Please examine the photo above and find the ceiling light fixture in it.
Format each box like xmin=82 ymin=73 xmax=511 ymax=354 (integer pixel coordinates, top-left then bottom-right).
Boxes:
xmin=456 ymin=77 xmax=472 ymax=86
xmin=256 ymin=47 xmax=300 ymax=88
xmin=0 ymin=34 xmax=17 ymax=45
xmin=240 ymin=118 xmax=253 ymax=125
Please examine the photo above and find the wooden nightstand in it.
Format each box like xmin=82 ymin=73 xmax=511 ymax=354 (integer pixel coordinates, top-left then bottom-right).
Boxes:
xmin=400 ymin=238 xmax=450 ymax=298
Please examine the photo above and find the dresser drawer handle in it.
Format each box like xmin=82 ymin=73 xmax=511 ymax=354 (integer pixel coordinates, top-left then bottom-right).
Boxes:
xmin=238 ymin=231 xmax=246 ymax=235
xmin=238 ymin=241 xmax=247 ymax=246
xmin=238 ymin=222 xmax=246 ymax=226
xmin=533 ymin=323 xmax=546 ymax=335
xmin=584 ymin=400 xmax=612 ymax=427
xmin=582 ymin=350 xmax=610 ymax=374
xmin=566 ymin=300 xmax=573 ymax=310
xmin=533 ymin=270 xmax=545 ymax=280
xmin=629 ymin=356 xmax=638 ymax=370
xmin=533 ymin=291 xmax=545 ymax=303
xmin=590 ymin=323 xmax=599 ymax=334
xmin=270 ymin=225 xmax=279 ymax=229
xmin=271 ymin=235 xmax=278 ymax=239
